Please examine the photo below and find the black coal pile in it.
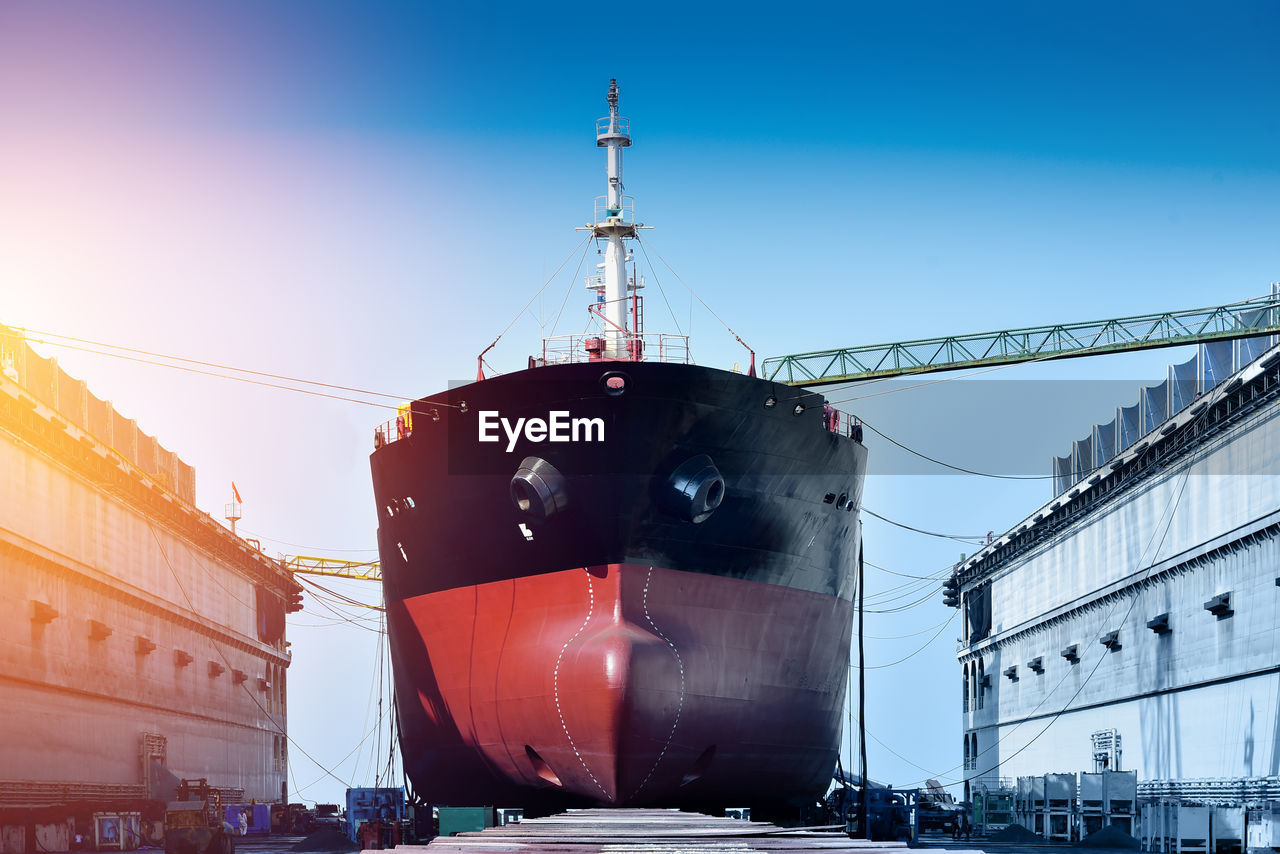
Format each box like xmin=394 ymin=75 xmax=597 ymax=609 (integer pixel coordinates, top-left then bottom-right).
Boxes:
xmin=988 ymin=823 xmax=1045 ymax=843
xmin=1078 ymin=824 xmax=1141 ymax=850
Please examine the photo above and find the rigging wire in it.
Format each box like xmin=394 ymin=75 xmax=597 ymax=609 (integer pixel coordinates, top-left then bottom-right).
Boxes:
xmin=478 ymin=233 xmax=594 ymax=362
xmin=858 ymin=417 xmax=1117 ymax=483
xmin=858 ymin=418 xmax=1055 ymax=481
xmin=298 ymin=601 xmax=383 ymax=625
xmin=21 ymin=334 xmax=413 ymax=412
xmin=635 ymin=234 xmax=754 ymax=356
xmin=848 ymin=710 xmax=948 ymax=779
xmin=19 ymin=327 xmax=424 ymax=403
xmin=373 ymin=603 xmax=386 ymax=788
xmin=865 ymin=583 xmax=948 ymax=615
xmin=862 ymin=577 xmax=945 ymax=608
xmin=865 ymin=558 xmax=951 ymax=581
xmin=287 ymin=766 xmax=316 ymax=806
xmin=549 ymin=238 xmax=598 ymax=336
xmin=861 ymin=614 xmax=957 ymax=641
xmin=292 ymin=600 xmax=383 ymax=633
xmin=858 ymin=566 xmax=948 ymax=603
xmin=350 ymin=620 xmax=391 ymax=787
xmin=235 ymin=526 xmax=378 ymax=554
xmin=861 ymin=581 xmax=933 ymax=607
xmin=294 ymin=577 xmax=385 ymax=620
xmin=288 ymin=583 xmax=385 ymax=627
xmin=289 ymin=614 xmax=381 ymax=630
xmin=380 ymin=588 xmax=400 ymax=790
xmin=292 ymin=714 xmax=386 ymax=797
xmin=862 ymin=610 xmax=957 ymax=669
xmin=632 ymin=237 xmax=683 ymax=335
xmin=862 ymin=507 xmax=988 ymax=544
xmin=296 ymin=573 xmax=386 ymax=611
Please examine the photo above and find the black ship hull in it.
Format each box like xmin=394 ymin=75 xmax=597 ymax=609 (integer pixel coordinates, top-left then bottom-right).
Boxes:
xmin=371 ymin=361 xmax=866 ymax=809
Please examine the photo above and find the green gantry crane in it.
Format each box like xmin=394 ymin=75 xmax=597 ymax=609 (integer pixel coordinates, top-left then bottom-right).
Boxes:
xmin=763 ymin=291 xmax=1280 ymax=387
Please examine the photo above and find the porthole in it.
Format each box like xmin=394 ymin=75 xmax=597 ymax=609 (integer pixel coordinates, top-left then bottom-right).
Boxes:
xmin=763 ymin=395 xmax=777 ymax=409
xmin=793 ymin=403 xmax=805 ymax=416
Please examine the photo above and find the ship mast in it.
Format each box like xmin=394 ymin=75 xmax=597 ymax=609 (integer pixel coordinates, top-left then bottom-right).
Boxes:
xmin=593 ymin=79 xmax=636 ymax=359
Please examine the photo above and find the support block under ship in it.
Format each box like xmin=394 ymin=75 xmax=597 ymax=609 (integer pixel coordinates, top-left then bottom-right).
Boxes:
xmin=370 ymin=81 xmax=867 ymax=811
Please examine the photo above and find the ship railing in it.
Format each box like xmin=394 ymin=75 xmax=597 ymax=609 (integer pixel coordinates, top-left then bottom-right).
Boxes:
xmin=596 ymin=116 xmax=631 ymax=138
xmin=593 ymin=195 xmax=636 ymax=226
xmin=823 ymin=406 xmax=863 ymax=441
xmin=538 ymin=331 xmax=691 ymax=366
xmin=373 ymin=403 xmax=421 ymax=450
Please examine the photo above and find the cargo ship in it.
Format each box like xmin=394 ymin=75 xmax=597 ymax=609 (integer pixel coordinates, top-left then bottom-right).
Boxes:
xmin=370 ymin=81 xmax=867 ymax=810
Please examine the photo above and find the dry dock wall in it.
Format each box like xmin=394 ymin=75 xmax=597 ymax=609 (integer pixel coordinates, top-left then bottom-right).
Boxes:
xmin=958 ymin=350 xmax=1280 ymax=791
xmin=0 ymin=331 xmax=297 ymax=809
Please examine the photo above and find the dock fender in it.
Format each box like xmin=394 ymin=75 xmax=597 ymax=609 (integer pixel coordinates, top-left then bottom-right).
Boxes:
xmin=510 ymin=456 xmax=569 ymax=520
xmin=658 ymin=453 xmax=725 ymax=523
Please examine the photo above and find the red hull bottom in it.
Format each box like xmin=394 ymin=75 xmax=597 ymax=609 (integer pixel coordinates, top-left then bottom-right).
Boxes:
xmin=392 ymin=565 xmax=853 ymax=807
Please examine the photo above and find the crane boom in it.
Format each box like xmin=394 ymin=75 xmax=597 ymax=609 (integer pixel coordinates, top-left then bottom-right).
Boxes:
xmin=763 ymin=291 xmax=1280 ymax=387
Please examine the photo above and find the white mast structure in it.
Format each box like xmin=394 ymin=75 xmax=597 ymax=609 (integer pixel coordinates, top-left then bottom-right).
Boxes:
xmin=592 ymin=79 xmax=638 ymax=359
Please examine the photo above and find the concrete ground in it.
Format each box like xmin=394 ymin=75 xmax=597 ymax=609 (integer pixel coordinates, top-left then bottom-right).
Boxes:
xmin=917 ymin=836 xmax=1138 ymax=854
xmin=226 ymin=827 xmax=1141 ymax=854
xmin=231 ymin=835 xmax=311 ymax=854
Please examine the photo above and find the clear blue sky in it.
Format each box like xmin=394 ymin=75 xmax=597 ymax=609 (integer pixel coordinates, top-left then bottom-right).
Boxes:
xmin=1 ymin=1 xmax=1277 ymax=806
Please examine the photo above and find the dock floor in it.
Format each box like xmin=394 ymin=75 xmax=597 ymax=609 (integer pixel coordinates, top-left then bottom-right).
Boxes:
xmin=399 ymin=808 xmax=988 ymax=853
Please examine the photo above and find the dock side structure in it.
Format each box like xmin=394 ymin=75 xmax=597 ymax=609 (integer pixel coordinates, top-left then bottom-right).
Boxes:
xmin=954 ymin=335 xmax=1280 ymax=846
xmin=0 ymin=325 xmax=301 ymax=846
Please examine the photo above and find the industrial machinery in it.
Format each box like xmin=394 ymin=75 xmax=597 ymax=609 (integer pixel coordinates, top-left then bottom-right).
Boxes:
xmin=270 ymin=803 xmax=316 ymax=835
xmin=164 ymin=780 xmax=235 ymax=854
xmin=345 ymin=788 xmax=404 ymax=849
xmin=827 ymin=772 xmax=919 ymax=842
xmin=917 ymin=779 xmax=965 ymax=835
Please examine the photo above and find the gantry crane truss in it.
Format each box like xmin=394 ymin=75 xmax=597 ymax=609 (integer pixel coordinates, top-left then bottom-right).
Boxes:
xmin=284 ymin=555 xmax=382 ymax=581
xmin=763 ymin=292 xmax=1280 ymax=387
